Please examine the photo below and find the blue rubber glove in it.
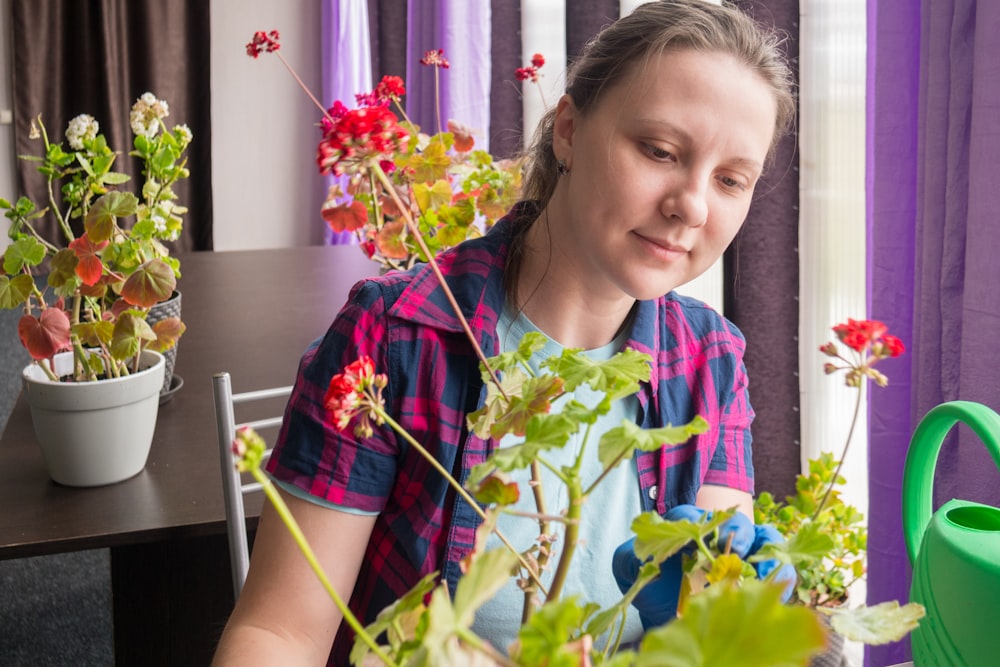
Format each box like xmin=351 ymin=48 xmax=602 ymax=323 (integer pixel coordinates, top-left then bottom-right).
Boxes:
xmin=749 ymin=523 xmax=798 ymax=603
xmin=612 ymin=535 xmax=685 ymax=629
xmin=612 ymin=504 xmax=797 ymax=629
xmin=667 ymin=505 xmax=796 ymax=602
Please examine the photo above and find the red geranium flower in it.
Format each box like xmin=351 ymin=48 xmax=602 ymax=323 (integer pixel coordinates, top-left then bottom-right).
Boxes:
xmin=317 ymin=105 xmax=409 ymax=177
xmin=246 ymin=30 xmax=280 ymax=58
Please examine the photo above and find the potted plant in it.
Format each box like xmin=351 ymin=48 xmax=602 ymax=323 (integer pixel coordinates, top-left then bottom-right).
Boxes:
xmin=748 ymin=319 xmax=922 ymax=664
xmin=0 ymin=92 xmax=189 ymax=486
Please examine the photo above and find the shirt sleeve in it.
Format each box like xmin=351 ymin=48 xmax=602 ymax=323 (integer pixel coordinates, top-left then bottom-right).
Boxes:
xmin=700 ymin=315 xmax=755 ymax=494
xmin=266 ymin=279 xmax=400 ymax=513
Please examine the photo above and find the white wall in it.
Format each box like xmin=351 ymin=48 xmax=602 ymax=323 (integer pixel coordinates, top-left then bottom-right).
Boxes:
xmin=0 ymin=0 xmax=324 ymax=253
xmin=0 ymin=0 xmax=14 ymax=252
xmin=210 ymin=0 xmax=324 ymax=250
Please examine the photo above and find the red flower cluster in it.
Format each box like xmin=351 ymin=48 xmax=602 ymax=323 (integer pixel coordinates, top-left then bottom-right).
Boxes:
xmin=821 ymin=318 xmax=905 ymax=387
xmin=830 ymin=318 xmax=904 ymax=357
xmin=323 ymin=356 xmax=387 ymax=436
xmin=246 ymin=30 xmax=280 ymax=58
xmin=355 ymin=75 xmax=407 ymax=108
xmin=317 ymin=106 xmax=409 ymax=177
xmin=419 ymin=49 xmax=450 ymax=69
xmin=515 ymin=53 xmax=546 ymax=82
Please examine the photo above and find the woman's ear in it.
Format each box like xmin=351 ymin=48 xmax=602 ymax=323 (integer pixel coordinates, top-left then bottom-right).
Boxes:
xmin=552 ymin=94 xmax=577 ymax=164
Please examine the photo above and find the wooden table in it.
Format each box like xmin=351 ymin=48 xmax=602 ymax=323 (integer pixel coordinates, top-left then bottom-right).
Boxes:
xmin=0 ymin=245 xmax=378 ymax=665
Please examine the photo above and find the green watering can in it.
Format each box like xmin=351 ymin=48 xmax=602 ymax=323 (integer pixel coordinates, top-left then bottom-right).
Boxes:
xmin=903 ymin=400 xmax=1000 ymax=666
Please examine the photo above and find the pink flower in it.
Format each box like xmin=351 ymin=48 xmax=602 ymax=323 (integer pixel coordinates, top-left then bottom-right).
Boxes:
xmin=246 ymin=30 xmax=280 ymax=58
xmin=420 ymin=49 xmax=450 ymax=69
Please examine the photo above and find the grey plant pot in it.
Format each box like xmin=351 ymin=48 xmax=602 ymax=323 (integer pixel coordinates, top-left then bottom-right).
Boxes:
xmin=21 ymin=350 xmax=165 ymax=487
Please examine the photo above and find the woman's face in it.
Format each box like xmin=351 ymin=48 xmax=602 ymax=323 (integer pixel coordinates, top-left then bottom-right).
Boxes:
xmin=549 ymin=48 xmax=778 ymax=302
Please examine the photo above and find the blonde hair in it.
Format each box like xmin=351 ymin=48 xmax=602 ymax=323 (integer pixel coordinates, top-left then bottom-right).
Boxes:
xmin=520 ymin=0 xmax=795 ymax=208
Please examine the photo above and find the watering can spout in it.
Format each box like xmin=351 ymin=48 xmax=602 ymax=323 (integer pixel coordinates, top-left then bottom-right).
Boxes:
xmin=903 ymin=400 xmax=1000 ymax=666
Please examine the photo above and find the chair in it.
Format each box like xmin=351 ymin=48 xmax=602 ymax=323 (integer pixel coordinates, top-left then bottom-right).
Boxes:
xmin=213 ymin=371 xmax=293 ymax=600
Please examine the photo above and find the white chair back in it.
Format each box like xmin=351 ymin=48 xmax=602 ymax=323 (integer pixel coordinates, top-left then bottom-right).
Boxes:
xmin=213 ymin=371 xmax=292 ymax=600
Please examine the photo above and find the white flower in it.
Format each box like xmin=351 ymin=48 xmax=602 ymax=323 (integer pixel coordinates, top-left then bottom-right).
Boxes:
xmin=151 ymin=213 xmax=168 ymax=234
xmin=130 ymin=92 xmax=170 ymax=138
xmin=174 ymin=124 xmax=193 ymax=146
xmin=66 ymin=114 xmax=99 ymax=150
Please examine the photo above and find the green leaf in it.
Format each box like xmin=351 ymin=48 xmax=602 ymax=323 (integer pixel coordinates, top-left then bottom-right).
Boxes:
xmin=514 ymin=597 xmax=595 ymax=666
xmin=826 ymin=601 xmax=925 ymax=645
xmin=467 ymin=368 xmax=563 ymax=439
xmin=109 ymin=311 xmax=156 ymax=361
xmin=0 ymin=274 xmax=35 ymax=309
xmin=597 ymin=417 xmax=709 ymax=469
xmin=452 ymin=548 xmax=519 ymax=625
xmin=349 ymin=572 xmax=437 ymax=666
xmin=85 ymin=191 xmax=138 ymax=242
xmin=544 ymin=347 xmax=652 ymax=398
xmin=479 ymin=331 xmax=549 ymax=379
xmin=630 ymin=510 xmax=728 ymax=565
xmin=635 ymin=580 xmax=827 ymax=667
xmin=102 ymin=171 xmax=131 ymax=185
xmin=3 ymin=237 xmax=47 ymax=273
xmin=486 ymin=410 xmax=579 ymax=472
xmin=781 ymin=520 xmax=836 ymax=567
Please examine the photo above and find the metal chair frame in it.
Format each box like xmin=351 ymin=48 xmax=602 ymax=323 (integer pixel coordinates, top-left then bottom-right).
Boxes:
xmin=213 ymin=371 xmax=292 ymax=599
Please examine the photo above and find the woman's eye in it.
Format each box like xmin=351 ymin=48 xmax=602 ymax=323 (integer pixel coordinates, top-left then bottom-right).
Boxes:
xmin=719 ymin=175 xmax=746 ymax=191
xmin=642 ymin=144 xmax=674 ymax=161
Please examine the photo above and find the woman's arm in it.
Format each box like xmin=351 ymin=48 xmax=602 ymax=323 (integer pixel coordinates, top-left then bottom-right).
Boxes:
xmin=212 ymin=488 xmax=377 ymax=666
xmin=695 ymin=483 xmax=753 ymax=519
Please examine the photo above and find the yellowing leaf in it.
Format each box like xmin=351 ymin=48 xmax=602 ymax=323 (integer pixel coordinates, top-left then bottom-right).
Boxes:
xmin=413 ymin=180 xmax=454 ymax=212
xmin=826 ymin=601 xmax=925 ymax=645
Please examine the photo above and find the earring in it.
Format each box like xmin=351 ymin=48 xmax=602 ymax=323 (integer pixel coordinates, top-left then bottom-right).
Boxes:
xmin=557 ymin=159 xmax=570 ymax=175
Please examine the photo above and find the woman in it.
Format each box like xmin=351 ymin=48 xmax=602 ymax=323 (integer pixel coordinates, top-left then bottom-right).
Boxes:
xmin=214 ymin=1 xmax=796 ymax=664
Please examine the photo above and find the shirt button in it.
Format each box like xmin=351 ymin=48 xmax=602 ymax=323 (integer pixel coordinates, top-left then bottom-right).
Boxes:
xmin=648 ymin=485 xmax=658 ymax=500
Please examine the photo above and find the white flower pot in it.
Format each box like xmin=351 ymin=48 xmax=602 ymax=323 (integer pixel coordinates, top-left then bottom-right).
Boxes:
xmin=21 ymin=350 xmax=165 ymax=487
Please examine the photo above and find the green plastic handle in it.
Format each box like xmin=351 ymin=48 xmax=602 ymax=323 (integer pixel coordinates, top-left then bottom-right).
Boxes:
xmin=902 ymin=400 xmax=1000 ymax=564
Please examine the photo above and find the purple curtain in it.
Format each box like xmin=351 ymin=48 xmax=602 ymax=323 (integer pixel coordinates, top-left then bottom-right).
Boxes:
xmin=404 ymin=1 xmax=492 ymax=143
xmin=867 ymin=1 xmax=1000 ymax=665
xmin=321 ymin=0 xmax=373 ymax=244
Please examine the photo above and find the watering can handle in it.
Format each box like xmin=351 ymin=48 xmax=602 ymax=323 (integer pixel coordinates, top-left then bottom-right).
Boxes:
xmin=902 ymin=400 xmax=1000 ymax=565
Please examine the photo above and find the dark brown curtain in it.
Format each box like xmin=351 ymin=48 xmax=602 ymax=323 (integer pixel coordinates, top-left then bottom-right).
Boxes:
xmin=11 ymin=0 xmax=213 ymax=252
xmin=365 ymin=0 xmax=800 ymax=498
xmin=726 ymin=0 xmax=800 ymax=499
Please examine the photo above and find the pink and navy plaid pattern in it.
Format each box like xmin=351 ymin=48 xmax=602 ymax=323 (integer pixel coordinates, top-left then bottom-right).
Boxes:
xmin=267 ymin=204 xmax=754 ymax=664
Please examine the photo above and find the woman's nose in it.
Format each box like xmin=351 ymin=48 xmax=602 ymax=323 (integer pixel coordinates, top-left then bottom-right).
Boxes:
xmin=662 ymin=173 xmax=709 ymax=228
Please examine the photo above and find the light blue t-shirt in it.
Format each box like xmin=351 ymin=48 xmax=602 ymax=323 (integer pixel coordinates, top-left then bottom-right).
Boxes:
xmin=470 ymin=305 xmax=645 ymax=654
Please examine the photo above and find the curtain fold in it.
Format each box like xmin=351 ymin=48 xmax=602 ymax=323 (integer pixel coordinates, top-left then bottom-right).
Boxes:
xmin=726 ymin=0 xmax=802 ymax=499
xmin=868 ymin=1 xmax=1000 ymax=665
xmin=11 ymin=0 xmax=213 ymax=252
xmin=322 ymin=0 xmax=373 ymax=244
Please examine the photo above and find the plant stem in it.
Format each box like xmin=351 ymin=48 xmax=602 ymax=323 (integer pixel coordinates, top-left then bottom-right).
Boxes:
xmin=275 ymin=52 xmax=333 ymax=122
xmin=250 ymin=467 xmax=399 ymax=667
xmin=813 ymin=382 xmax=863 ymax=521
xmin=547 ymin=477 xmax=583 ymax=602
xmin=371 ymin=165 xmax=505 ymax=397
xmin=376 ymin=408 xmax=547 ymax=595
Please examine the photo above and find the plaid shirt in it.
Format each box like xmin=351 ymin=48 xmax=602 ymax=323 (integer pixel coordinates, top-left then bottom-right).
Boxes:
xmin=267 ymin=205 xmax=755 ymax=665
